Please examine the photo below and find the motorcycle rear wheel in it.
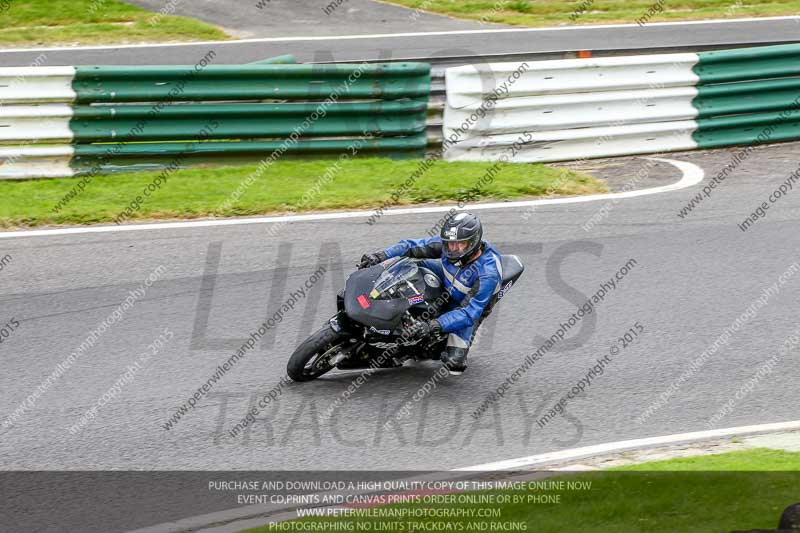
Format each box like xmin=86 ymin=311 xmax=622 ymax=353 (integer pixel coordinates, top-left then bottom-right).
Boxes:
xmin=287 ymin=325 xmax=348 ymax=382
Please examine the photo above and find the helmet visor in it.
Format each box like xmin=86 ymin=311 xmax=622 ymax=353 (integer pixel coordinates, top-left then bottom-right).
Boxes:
xmin=444 ymin=240 xmax=470 ymax=258
xmin=443 ymin=235 xmax=479 ymax=261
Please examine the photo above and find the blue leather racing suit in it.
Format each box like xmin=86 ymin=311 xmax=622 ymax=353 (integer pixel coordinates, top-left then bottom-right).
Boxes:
xmin=383 ymin=236 xmax=503 ymax=350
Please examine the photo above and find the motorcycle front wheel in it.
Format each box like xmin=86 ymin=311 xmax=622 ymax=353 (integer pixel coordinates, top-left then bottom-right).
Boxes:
xmin=287 ymin=325 xmax=349 ymax=382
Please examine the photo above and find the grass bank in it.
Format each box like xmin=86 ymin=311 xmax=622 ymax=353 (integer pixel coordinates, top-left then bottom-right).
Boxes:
xmin=0 ymin=0 xmax=227 ymax=47
xmin=0 ymin=158 xmax=603 ymax=228
xmin=241 ymin=448 xmax=800 ymax=533
xmin=387 ymin=0 xmax=800 ymax=26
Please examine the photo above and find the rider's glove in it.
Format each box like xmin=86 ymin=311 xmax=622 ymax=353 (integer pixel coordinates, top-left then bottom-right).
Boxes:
xmin=358 ymin=251 xmax=387 ymax=269
xmin=404 ymin=319 xmax=441 ymax=341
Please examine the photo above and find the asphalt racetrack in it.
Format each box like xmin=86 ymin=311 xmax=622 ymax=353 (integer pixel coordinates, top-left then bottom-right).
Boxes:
xmin=2 ymin=142 xmax=800 ymax=471
xmin=0 ymin=18 xmax=798 ymax=66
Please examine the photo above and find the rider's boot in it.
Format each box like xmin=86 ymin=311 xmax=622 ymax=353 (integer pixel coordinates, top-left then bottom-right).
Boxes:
xmin=440 ymin=346 xmax=468 ymax=375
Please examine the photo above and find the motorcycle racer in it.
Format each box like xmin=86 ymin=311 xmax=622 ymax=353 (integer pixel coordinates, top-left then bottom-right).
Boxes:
xmin=358 ymin=212 xmax=503 ymax=375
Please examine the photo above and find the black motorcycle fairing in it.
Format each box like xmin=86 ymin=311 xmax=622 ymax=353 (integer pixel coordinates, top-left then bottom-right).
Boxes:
xmin=343 ymin=260 xmax=445 ymax=333
xmin=343 ymin=265 xmax=409 ymax=332
xmin=500 ymin=255 xmax=525 ymax=286
xmin=328 ymin=310 xmax=353 ymax=334
xmin=336 ymin=289 xmax=345 ymax=312
xmin=414 ymin=266 xmax=448 ymax=316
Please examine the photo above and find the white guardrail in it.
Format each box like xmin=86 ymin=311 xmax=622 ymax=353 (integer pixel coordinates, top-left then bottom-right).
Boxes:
xmin=442 ymin=54 xmax=703 ymax=163
xmin=0 ymin=68 xmax=78 ymax=178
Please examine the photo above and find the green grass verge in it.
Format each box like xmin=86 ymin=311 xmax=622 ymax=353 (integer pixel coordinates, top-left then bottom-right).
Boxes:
xmin=0 ymin=158 xmax=603 ymax=228
xmin=0 ymin=0 xmax=228 ymax=47
xmin=241 ymin=448 xmax=800 ymax=533
xmin=614 ymin=446 xmax=800 ymax=471
xmin=386 ymin=0 xmax=800 ymax=26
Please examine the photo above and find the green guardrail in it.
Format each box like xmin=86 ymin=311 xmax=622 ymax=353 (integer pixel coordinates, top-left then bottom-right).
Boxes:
xmin=691 ymin=44 xmax=800 ymax=149
xmin=71 ymin=63 xmax=432 ymax=103
xmin=69 ymin=100 xmax=429 ymax=142
xmin=61 ymin=59 xmax=433 ymax=174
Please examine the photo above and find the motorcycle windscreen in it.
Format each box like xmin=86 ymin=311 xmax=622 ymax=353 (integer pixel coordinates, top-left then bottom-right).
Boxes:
xmin=344 ymin=267 xmax=409 ymax=332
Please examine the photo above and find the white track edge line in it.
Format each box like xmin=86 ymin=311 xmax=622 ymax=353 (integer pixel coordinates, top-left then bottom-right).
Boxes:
xmin=0 ymin=17 xmax=797 ymax=53
xmin=0 ymin=157 xmax=702 ymax=240
xmin=457 ymin=419 xmax=800 ymax=471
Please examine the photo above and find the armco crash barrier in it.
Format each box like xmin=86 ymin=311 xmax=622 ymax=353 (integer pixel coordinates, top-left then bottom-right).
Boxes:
xmin=0 ymin=61 xmax=431 ymax=178
xmin=443 ymin=44 xmax=800 ymax=163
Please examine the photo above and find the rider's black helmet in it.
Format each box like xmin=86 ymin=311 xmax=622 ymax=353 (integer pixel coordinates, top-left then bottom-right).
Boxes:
xmin=440 ymin=212 xmax=483 ymax=265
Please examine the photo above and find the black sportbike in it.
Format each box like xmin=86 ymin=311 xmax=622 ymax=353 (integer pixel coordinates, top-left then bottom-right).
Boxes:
xmin=287 ymin=255 xmax=524 ymax=382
